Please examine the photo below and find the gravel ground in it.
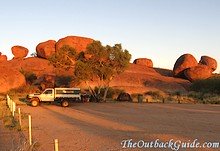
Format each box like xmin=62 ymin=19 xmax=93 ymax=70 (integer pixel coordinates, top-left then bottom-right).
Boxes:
xmin=9 ymin=102 xmax=220 ymax=151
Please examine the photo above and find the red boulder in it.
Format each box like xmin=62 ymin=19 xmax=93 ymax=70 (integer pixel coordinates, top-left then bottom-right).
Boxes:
xmin=0 ymin=52 xmax=7 ymax=62
xmin=199 ymin=56 xmax=217 ymax=71
xmin=0 ymin=66 xmax=26 ymax=93
xmin=36 ymin=40 xmax=56 ymax=59
xmin=56 ymin=36 xmax=93 ymax=53
xmin=133 ymin=58 xmax=153 ymax=67
xmin=11 ymin=45 xmax=29 ymax=59
xmin=184 ymin=65 xmax=212 ymax=82
xmin=173 ymin=54 xmax=198 ymax=78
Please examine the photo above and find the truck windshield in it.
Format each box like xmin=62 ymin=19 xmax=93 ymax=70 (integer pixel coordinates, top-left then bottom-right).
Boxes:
xmin=43 ymin=90 xmax=52 ymax=94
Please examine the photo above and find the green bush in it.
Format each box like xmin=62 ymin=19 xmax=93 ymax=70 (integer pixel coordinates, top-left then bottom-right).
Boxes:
xmin=187 ymin=91 xmax=220 ymax=104
xmin=19 ymin=68 xmax=37 ymax=84
xmin=8 ymin=85 xmax=38 ymax=96
xmin=55 ymin=76 xmax=72 ymax=87
xmin=0 ymin=100 xmax=20 ymax=130
xmin=94 ymin=87 xmax=124 ymax=99
xmin=190 ymin=76 xmax=220 ymax=94
xmin=145 ymin=91 xmax=164 ymax=100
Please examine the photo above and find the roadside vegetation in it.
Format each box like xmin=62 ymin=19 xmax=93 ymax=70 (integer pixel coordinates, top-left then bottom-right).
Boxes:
xmin=190 ymin=75 xmax=220 ymax=94
xmin=0 ymin=98 xmax=20 ymax=130
xmin=129 ymin=91 xmax=195 ymax=104
xmin=188 ymin=75 xmax=220 ymax=104
xmin=0 ymin=97 xmax=39 ymax=150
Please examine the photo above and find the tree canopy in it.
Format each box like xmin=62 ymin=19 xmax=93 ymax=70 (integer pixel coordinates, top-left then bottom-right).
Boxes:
xmin=49 ymin=45 xmax=77 ymax=70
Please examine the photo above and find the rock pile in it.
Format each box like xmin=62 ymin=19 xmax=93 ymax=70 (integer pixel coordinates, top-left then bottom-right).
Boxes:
xmin=173 ymin=54 xmax=217 ymax=82
xmin=0 ymin=35 xmax=94 ymax=93
xmin=36 ymin=36 xmax=94 ymax=59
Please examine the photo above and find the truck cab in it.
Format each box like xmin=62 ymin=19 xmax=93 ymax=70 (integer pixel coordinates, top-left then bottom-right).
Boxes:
xmin=40 ymin=88 xmax=54 ymax=101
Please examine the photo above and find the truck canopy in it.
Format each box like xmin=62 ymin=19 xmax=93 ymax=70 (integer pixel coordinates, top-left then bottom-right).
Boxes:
xmin=54 ymin=88 xmax=81 ymax=99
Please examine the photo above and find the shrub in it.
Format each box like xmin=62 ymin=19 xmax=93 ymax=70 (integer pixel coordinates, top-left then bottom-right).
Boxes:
xmin=132 ymin=93 xmax=156 ymax=103
xmin=145 ymin=91 xmax=164 ymax=100
xmin=30 ymin=52 xmax=37 ymax=57
xmin=131 ymin=93 xmax=140 ymax=99
xmin=187 ymin=91 xmax=204 ymax=100
xmin=108 ymin=88 xmax=125 ymax=99
xmin=0 ymin=99 xmax=19 ymax=130
xmin=8 ymin=85 xmax=38 ymax=97
xmin=190 ymin=76 xmax=220 ymax=94
xmin=117 ymin=92 xmax=132 ymax=102
xmin=94 ymin=87 xmax=124 ymax=99
xmin=187 ymin=91 xmax=220 ymax=104
xmin=19 ymin=68 xmax=37 ymax=84
xmin=55 ymin=76 xmax=72 ymax=87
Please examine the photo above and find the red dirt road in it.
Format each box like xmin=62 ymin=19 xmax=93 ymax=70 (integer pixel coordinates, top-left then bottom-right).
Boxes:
xmin=20 ymin=103 xmax=220 ymax=151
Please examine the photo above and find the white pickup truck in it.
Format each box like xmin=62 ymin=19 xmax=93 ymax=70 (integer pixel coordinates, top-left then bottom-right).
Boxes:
xmin=27 ymin=88 xmax=81 ymax=107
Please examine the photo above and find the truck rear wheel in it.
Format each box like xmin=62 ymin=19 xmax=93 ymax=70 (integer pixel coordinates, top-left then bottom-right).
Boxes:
xmin=61 ymin=100 xmax=69 ymax=107
xmin=31 ymin=98 xmax=39 ymax=107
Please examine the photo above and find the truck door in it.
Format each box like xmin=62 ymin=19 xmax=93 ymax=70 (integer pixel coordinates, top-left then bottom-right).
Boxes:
xmin=40 ymin=89 xmax=54 ymax=102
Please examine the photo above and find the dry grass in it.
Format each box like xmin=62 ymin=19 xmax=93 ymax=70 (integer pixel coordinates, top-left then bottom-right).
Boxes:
xmin=0 ymin=99 xmax=20 ymax=130
xmin=130 ymin=90 xmax=197 ymax=104
xmin=0 ymin=98 xmax=39 ymax=150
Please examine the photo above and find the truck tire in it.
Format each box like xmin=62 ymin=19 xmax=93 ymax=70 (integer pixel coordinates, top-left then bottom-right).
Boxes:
xmin=61 ymin=100 xmax=69 ymax=107
xmin=31 ymin=98 xmax=39 ymax=107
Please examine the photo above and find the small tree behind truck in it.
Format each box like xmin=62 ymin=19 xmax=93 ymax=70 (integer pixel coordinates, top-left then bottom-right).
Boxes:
xmin=27 ymin=88 xmax=81 ymax=107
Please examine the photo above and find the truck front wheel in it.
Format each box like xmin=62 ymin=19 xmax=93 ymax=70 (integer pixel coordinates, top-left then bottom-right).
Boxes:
xmin=61 ymin=100 xmax=69 ymax=107
xmin=31 ymin=98 xmax=39 ymax=107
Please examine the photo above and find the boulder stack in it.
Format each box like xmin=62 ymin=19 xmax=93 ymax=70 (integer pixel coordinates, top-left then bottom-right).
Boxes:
xmin=173 ymin=54 xmax=218 ymax=82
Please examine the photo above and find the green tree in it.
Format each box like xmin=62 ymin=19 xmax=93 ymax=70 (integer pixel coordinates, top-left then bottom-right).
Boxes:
xmin=76 ymin=41 xmax=131 ymax=101
xmin=49 ymin=41 xmax=131 ymax=102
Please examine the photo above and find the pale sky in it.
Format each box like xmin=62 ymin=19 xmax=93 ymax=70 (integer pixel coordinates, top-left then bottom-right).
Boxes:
xmin=0 ymin=0 xmax=219 ymax=72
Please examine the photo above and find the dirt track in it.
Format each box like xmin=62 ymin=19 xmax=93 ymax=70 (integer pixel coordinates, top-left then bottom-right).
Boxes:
xmin=19 ymin=103 xmax=220 ymax=151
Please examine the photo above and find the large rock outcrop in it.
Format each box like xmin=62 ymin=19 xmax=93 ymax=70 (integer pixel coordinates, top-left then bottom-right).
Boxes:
xmin=199 ymin=56 xmax=217 ymax=71
xmin=0 ymin=67 xmax=26 ymax=93
xmin=109 ymin=63 xmax=191 ymax=94
xmin=184 ymin=65 xmax=212 ymax=82
xmin=11 ymin=45 xmax=29 ymax=59
xmin=56 ymin=36 xmax=93 ymax=53
xmin=133 ymin=58 xmax=153 ymax=67
xmin=173 ymin=54 xmax=198 ymax=78
xmin=7 ymin=57 xmax=54 ymax=76
xmin=36 ymin=40 xmax=56 ymax=59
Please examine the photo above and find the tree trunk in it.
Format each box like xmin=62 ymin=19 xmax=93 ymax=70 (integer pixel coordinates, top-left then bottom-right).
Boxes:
xmin=85 ymin=81 xmax=98 ymax=102
xmin=103 ymin=86 xmax=109 ymax=102
xmin=97 ymin=86 xmax=101 ymax=95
